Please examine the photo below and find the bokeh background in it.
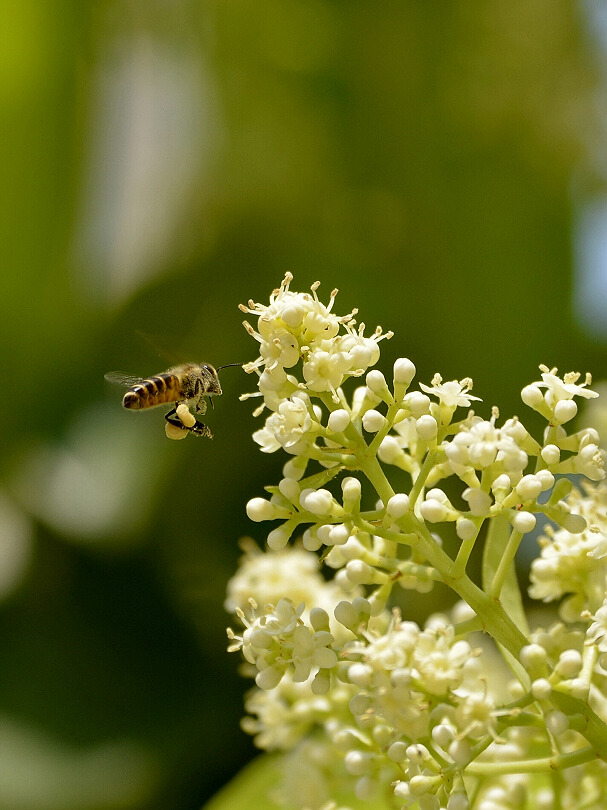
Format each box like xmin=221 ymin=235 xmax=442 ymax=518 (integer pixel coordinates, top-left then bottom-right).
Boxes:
xmin=3 ymin=2 xmax=607 ymax=808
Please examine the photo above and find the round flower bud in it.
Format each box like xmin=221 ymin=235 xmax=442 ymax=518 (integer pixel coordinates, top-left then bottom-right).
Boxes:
xmin=246 ymin=497 xmax=280 ymax=522
xmin=491 ymin=474 xmax=512 ymax=495
xmin=531 ymin=678 xmax=551 ymax=699
xmin=555 ymin=650 xmax=583 ymax=679
xmin=278 ymin=477 xmax=300 ymax=503
xmin=302 ymin=527 xmax=322 ymax=551
xmin=378 ymin=436 xmax=404 ymax=464
xmin=393 ymin=358 xmax=416 ymax=386
xmin=409 ymin=775 xmax=437 ymax=796
xmin=406 ymin=744 xmax=429 ymax=764
xmin=282 ymin=456 xmax=308 ymax=481
xmin=521 ymin=384 xmax=545 ymax=409
xmin=281 ymin=303 xmax=304 ymax=328
xmin=342 ymin=476 xmax=362 ymax=511
xmin=366 ymin=370 xmax=390 ymax=398
xmin=541 ymin=444 xmax=560 ymax=465
xmin=511 ymin=510 xmax=536 ymax=534
xmin=348 ymin=662 xmax=373 ymax=687
xmin=515 ymin=475 xmax=543 ymax=501
xmin=387 ymin=741 xmax=408 ymax=762
xmin=346 ymin=560 xmax=374 ymax=584
xmin=448 ymin=738 xmax=471 ymax=767
xmin=456 ymin=518 xmax=477 ymax=541
xmin=267 ymin=524 xmax=292 ymax=550
xmin=316 ymin=524 xmax=333 ymax=544
xmin=545 ymin=710 xmax=568 ymax=737
xmin=420 ymin=500 xmax=448 ymax=522
xmin=462 ymin=488 xmax=492 ymax=516
xmin=328 ymin=524 xmax=350 ymax=545
xmin=386 ymin=493 xmax=410 ymax=519
xmin=432 ymin=723 xmax=455 ymax=748
xmin=415 ymin=414 xmax=438 ymax=441
xmin=362 ymin=409 xmax=386 ymax=433
xmin=553 ymin=399 xmax=577 ymax=424
xmin=520 ymin=643 xmax=547 ymax=670
xmin=404 ymin=391 xmax=431 ymax=418
xmin=300 ymin=488 xmax=335 ymax=515
xmin=345 ymin=751 xmax=372 ymax=776
xmin=535 ymin=469 xmax=555 ymax=490
xmin=328 ymin=408 xmax=351 ymax=433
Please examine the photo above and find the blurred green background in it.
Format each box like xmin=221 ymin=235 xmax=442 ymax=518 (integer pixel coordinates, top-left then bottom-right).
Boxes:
xmin=2 ymin=1 xmax=607 ymax=808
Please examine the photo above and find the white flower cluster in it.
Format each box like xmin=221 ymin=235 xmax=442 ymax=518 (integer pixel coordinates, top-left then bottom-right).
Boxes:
xmin=226 ymin=277 xmax=607 ymax=810
xmin=530 ymin=483 xmax=607 ymax=621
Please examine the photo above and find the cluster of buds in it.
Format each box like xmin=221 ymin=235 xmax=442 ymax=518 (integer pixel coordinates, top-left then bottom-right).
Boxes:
xmin=226 ymin=276 xmax=607 ymax=810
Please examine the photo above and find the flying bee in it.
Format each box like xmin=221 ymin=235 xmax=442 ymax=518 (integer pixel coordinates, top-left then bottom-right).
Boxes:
xmin=105 ymin=363 xmax=238 ymax=438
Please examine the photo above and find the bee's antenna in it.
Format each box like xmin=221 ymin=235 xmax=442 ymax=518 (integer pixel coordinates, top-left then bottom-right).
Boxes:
xmin=217 ymin=363 xmax=245 ymax=371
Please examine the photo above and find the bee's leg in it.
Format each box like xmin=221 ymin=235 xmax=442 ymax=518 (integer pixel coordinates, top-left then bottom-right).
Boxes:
xmin=164 ymin=407 xmax=212 ymax=438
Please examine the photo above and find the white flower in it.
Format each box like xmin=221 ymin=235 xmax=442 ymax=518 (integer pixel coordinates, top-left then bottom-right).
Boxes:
xmin=586 ymin=605 xmax=607 ymax=652
xmin=412 ymin=626 xmax=472 ymax=695
xmin=419 ymin=374 xmax=481 ymax=409
xmin=302 ymin=347 xmax=353 ymax=394
xmin=524 ymin=365 xmax=599 ymax=411
xmin=261 ymin=395 xmax=318 ymax=451
xmin=445 ymin=416 xmax=528 ymax=474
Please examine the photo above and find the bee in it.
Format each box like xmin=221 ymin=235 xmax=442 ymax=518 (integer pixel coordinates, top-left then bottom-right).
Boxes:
xmin=105 ymin=363 xmax=236 ymax=437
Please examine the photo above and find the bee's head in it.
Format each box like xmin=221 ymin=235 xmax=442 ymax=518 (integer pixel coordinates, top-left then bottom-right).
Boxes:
xmin=201 ymin=364 xmax=223 ymax=396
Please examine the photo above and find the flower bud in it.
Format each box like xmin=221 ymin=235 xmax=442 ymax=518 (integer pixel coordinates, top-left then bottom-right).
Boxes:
xmin=415 ymin=414 xmax=438 ymax=440
xmin=554 ymin=399 xmax=577 ymax=424
xmin=535 ymin=469 xmax=555 ymax=490
xmin=404 ymin=391 xmax=431 ymax=418
xmin=362 ymin=409 xmax=386 ymax=432
xmin=328 ymin=409 xmax=351 ymax=432
xmin=515 ymin=475 xmax=543 ymax=501
xmin=386 ymin=493 xmax=410 ymax=519
xmin=511 ymin=510 xmax=536 ymax=534
xmin=541 ymin=444 xmax=560 ymax=465
xmin=366 ymin=370 xmax=391 ymax=400
xmin=555 ymin=649 xmax=583 ymax=679
xmin=300 ymin=488 xmax=335 ymax=515
xmin=246 ymin=497 xmax=285 ymax=522
xmin=393 ymin=357 xmax=416 ymax=386
xmin=420 ymin=499 xmax=448 ymax=522
xmin=521 ymin=384 xmax=545 ymax=409
xmin=267 ymin=524 xmax=292 ymax=550
xmin=456 ymin=518 xmax=477 ymax=541
xmin=342 ymin=476 xmax=362 ymax=511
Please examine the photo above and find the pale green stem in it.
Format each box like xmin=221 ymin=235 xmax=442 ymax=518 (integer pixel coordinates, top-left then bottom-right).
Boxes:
xmin=409 ymin=449 xmax=437 ymax=505
xmin=466 ymin=745 xmax=597 ymax=775
xmin=488 ymin=528 xmax=523 ymax=599
xmin=451 ymin=521 xmax=483 ymax=580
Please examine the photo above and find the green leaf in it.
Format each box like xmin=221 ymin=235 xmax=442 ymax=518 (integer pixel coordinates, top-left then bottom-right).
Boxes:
xmin=202 ymin=755 xmax=284 ymax=810
xmin=202 ymin=753 xmax=392 ymax=810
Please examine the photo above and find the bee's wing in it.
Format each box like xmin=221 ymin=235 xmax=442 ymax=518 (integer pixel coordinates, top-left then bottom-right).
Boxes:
xmin=104 ymin=371 xmax=145 ymax=387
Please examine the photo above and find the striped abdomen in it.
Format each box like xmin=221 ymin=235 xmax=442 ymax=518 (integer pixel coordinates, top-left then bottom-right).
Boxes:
xmin=122 ymin=373 xmax=184 ymax=410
